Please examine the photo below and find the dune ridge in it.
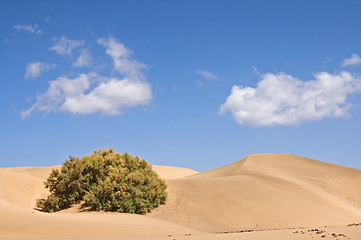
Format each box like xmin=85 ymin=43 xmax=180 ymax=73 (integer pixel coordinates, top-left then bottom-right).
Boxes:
xmin=149 ymin=153 xmax=361 ymax=231
xmin=1 ymin=153 xmax=361 ymax=240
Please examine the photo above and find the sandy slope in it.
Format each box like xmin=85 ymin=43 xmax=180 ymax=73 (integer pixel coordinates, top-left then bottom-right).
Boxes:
xmin=0 ymin=165 xmax=200 ymax=239
xmin=150 ymin=154 xmax=361 ymax=231
xmin=152 ymin=165 xmax=199 ymax=180
xmin=1 ymin=153 xmax=361 ymax=240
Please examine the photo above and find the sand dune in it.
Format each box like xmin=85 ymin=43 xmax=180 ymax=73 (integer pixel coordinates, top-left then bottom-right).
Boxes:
xmin=152 ymin=165 xmax=199 ymax=180
xmin=150 ymin=154 xmax=361 ymax=231
xmin=1 ymin=153 xmax=361 ymax=240
xmin=0 ymin=165 xmax=201 ymax=240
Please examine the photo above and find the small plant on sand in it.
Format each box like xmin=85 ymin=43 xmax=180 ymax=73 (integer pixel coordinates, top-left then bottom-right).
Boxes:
xmin=36 ymin=148 xmax=167 ymax=214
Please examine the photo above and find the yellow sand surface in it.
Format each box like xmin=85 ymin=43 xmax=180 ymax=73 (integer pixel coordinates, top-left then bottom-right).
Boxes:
xmin=1 ymin=153 xmax=360 ymax=240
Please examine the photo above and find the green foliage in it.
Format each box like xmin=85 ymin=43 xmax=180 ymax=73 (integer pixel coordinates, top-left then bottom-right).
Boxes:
xmin=37 ymin=148 xmax=167 ymax=214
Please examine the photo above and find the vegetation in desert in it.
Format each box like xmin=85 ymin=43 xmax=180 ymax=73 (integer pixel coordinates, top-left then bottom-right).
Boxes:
xmin=36 ymin=148 xmax=167 ymax=214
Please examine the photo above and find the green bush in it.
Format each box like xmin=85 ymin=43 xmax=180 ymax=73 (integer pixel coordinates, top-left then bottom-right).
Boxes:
xmin=37 ymin=148 xmax=167 ymax=214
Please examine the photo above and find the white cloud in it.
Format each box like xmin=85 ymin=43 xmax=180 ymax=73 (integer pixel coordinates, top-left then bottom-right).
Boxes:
xmin=33 ymin=73 xmax=93 ymax=113
xmin=60 ymin=77 xmax=152 ymax=115
xmin=196 ymin=69 xmax=218 ymax=80
xmin=219 ymin=71 xmax=361 ymax=126
xmin=21 ymin=102 xmax=38 ymax=120
xmin=25 ymin=62 xmax=54 ymax=79
xmin=13 ymin=24 xmax=42 ymax=34
xmin=73 ymin=49 xmax=92 ymax=67
xmin=22 ymin=73 xmax=152 ymax=118
xmin=98 ymin=36 xmax=146 ymax=79
xmin=49 ymin=36 xmax=84 ymax=57
xmin=342 ymin=54 xmax=361 ymax=67
xmin=22 ymin=38 xmax=152 ymax=119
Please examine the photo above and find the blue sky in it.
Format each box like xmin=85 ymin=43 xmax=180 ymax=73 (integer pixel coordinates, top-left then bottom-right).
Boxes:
xmin=1 ymin=0 xmax=361 ymax=171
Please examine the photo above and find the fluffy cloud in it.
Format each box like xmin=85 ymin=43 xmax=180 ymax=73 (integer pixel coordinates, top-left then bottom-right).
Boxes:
xmin=13 ymin=24 xmax=42 ymax=34
xmin=22 ymin=37 xmax=152 ymax=119
xmin=342 ymin=54 xmax=361 ymax=67
xmin=196 ymin=69 xmax=219 ymax=80
xmin=60 ymin=77 xmax=152 ymax=115
xmin=219 ymin=71 xmax=361 ymax=126
xmin=21 ymin=73 xmax=152 ymax=119
xmin=25 ymin=62 xmax=54 ymax=79
xmin=98 ymin=36 xmax=146 ymax=79
xmin=50 ymin=36 xmax=84 ymax=57
xmin=73 ymin=49 xmax=92 ymax=67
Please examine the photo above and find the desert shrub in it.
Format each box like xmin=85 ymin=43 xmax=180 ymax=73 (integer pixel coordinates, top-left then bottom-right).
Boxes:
xmin=37 ymin=148 xmax=167 ymax=214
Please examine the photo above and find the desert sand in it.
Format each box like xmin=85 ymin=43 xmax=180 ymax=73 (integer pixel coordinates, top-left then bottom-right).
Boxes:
xmin=1 ymin=153 xmax=361 ymax=240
